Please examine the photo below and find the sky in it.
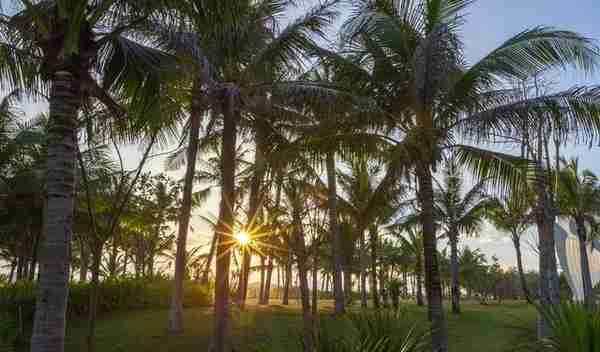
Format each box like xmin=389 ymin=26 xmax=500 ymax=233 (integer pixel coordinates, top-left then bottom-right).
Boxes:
xmin=446 ymin=0 xmax=600 ymax=271
xmin=4 ymin=0 xmax=600 ymax=273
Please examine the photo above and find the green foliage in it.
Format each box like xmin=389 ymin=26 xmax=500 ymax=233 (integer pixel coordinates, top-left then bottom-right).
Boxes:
xmin=536 ymin=303 xmax=600 ymax=351
xmin=315 ymin=310 xmax=428 ymax=352
xmin=0 ymin=278 xmax=211 ymax=343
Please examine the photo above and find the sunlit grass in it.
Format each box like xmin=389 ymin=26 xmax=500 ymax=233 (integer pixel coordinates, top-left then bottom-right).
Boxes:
xmin=62 ymin=300 xmax=536 ymax=352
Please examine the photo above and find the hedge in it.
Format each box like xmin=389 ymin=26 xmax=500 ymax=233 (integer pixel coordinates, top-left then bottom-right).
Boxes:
xmin=0 ymin=277 xmax=212 ymax=344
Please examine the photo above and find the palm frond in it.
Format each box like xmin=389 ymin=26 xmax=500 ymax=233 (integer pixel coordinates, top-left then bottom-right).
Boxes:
xmin=453 ymin=144 xmax=534 ymax=196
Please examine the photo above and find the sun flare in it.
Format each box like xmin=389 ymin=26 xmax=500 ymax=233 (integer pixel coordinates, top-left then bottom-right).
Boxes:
xmin=234 ymin=231 xmax=251 ymax=245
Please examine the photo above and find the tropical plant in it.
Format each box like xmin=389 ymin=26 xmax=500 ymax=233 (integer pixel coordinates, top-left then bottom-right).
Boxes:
xmin=0 ymin=1 xmax=180 ymax=350
xmin=435 ymin=159 xmax=488 ymax=314
xmin=536 ymin=302 xmax=600 ymax=352
xmin=314 ymin=310 xmax=429 ymax=352
xmin=557 ymin=158 xmax=600 ymax=310
xmin=486 ymin=193 xmax=534 ymax=303
xmin=328 ymin=0 xmax=600 ymax=347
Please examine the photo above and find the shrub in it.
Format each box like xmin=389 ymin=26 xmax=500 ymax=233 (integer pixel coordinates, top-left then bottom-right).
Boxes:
xmin=315 ymin=309 xmax=429 ymax=352
xmin=535 ymin=302 xmax=600 ymax=351
xmin=0 ymin=278 xmax=212 ymax=344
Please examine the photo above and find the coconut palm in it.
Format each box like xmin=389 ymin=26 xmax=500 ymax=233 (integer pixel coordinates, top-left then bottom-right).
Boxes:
xmin=328 ymin=1 xmax=600 ymax=348
xmin=337 ymin=157 xmax=409 ymax=308
xmin=557 ymin=158 xmax=600 ymax=310
xmin=435 ymin=159 xmax=488 ymax=314
xmin=486 ymin=193 xmax=534 ymax=303
xmin=162 ymin=2 xmax=344 ymax=348
xmin=0 ymin=2 xmax=179 ymax=350
xmin=398 ymin=229 xmax=425 ymax=306
xmin=283 ymin=175 xmax=316 ymax=352
xmin=337 ymin=160 xmax=383 ymax=308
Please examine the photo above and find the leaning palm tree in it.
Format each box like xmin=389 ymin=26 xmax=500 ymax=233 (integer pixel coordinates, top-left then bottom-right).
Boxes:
xmin=435 ymin=159 xmax=488 ymax=314
xmin=0 ymin=2 xmax=176 ymax=351
xmin=329 ymin=1 xmax=600 ymax=347
xmin=486 ymin=193 xmax=534 ymax=303
xmin=557 ymin=158 xmax=600 ymax=310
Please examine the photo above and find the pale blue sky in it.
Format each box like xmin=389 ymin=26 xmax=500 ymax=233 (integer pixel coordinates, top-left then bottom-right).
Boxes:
xmin=449 ymin=0 xmax=600 ymax=270
xmin=4 ymin=1 xmax=600 ymax=272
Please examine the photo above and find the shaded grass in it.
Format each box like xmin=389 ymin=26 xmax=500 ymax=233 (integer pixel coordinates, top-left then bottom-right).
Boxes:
xmin=63 ymin=300 xmax=536 ymax=352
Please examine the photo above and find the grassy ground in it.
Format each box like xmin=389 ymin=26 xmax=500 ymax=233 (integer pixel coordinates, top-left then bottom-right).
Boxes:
xmin=62 ymin=300 xmax=536 ymax=352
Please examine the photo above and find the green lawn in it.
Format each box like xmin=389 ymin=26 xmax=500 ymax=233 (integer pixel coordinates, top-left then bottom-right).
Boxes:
xmin=63 ymin=300 xmax=536 ymax=352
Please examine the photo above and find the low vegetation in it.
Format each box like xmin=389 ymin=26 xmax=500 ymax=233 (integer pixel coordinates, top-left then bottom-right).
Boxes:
xmin=57 ymin=302 xmax=535 ymax=352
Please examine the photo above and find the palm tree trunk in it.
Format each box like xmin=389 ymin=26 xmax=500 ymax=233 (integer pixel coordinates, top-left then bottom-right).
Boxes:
xmin=122 ymin=250 xmax=128 ymax=276
xmin=343 ymin=270 xmax=352 ymax=305
xmin=369 ymin=227 xmax=380 ymax=309
xmin=312 ymin=255 xmax=318 ymax=319
xmin=283 ymin=260 xmax=291 ymax=305
xmin=79 ymin=235 xmax=90 ymax=282
xmin=292 ymin=209 xmax=313 ymax=352
xmin=108 ymin=236 xmax=119 ymax=278
xmin=416 ymin=247 xmax=424 ymax=307
xmin=576 ymin=217 xmax=596 ymax=310
xmin=9 ymin=261 xmax=16 ymax=283
xmin=212 ymin=93 xmax=237 ymax=352
xmin=29 ymin=229 xmax=40 ymax=282
xmin=511 ymin=234 xmax=532 ymax=303
xmin=238 ymin=129 xmax=266 ymax=308
xmin=379 ymin=265 xmax=388 ymax=307
xmin=31 ymin=71 xmax=80 ymax=352
xmin=237 ymin=249 xmax=251 ymax=306
xmin=535 ymin=205 xmax=560 ymax=338
xmin=449 ymin=232 xmax=460 ymax=315
xmin=359 ymin=229 xmax=368 ymax=308
xmin=417 ymin=165 xmax=448 ymax=352
xmin=168 ymin=81 xmax=202 ymax=334
xmin=261 ymin=255 xmax=274 ymax=304
xmin=326 ymin=150 xmax=345 ymax=314
xmin=259 ymin=256 xmax=266 ymax=303
xmin=86 ymin=242 xmax=103 ymax=352
xmin=534 ymin=119 xmax=560 ymax=339
xmin=201 ymin=232 xmax=217 ymax=285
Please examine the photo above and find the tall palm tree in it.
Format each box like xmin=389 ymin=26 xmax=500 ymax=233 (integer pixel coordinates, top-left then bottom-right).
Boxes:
xmin=557 ymin=158 xmax=600 ymax=310
xmin=435 ymin=159 xmax=488 ymax=314
xmin=486 ymin=193 xmax=534 ymax=303
xmin=0 ymin=2 xmax=176 ymax=351
xmin=165 ymin=1 xmax=341 ymax=349
xmin=398 ymin=229 xmax=425 ymax=306
xmin=284 ymin=175 xmax=315 ymax=352
xmin=330 ymin=1 xmax=600 ymax=348
xmin=337 ymin=158 xmax=407 ymax=308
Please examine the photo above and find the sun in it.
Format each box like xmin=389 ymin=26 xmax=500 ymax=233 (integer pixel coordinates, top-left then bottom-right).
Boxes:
xmin=234 ymin=231 xmax=251 ymax=246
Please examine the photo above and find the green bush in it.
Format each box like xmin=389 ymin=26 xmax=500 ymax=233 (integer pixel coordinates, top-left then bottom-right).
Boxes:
xmin=535 ymin=302 xmax=600 ymax=351
xmin=315 ymin=309 xmax=429 ymax=352
xmin=0 ymin=277 xmax=212 ymax=344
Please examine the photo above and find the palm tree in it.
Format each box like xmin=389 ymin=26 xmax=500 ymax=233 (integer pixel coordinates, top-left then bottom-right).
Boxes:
xmin=337 ymin=158 xmax=407 ymax=308
xmin=486 ymin=193 xmax=534 ymax=303
xmin=284 ymin=175 xmax=315 ymax=352
xmin=435 ymin=160 xmax=488 ymax=314
xmin=0 ymin=3 xmax=176 ymax=350
xmin=330 ymin=1 xmax=600 ymax=347
xmin=398 ymin=229 xmax=425 ymax=306
xmin=557 ymin=158 xmax=600 ymax=310
xmin=163 ymin=2 xmax=341 ymax=349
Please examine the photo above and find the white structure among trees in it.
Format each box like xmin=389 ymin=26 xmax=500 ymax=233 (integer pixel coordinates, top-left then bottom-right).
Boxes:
xmin=555 ymin=219 xmax=600 ymax=301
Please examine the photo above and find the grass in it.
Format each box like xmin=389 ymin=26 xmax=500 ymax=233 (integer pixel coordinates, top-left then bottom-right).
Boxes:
xmin=62 ymin=300 xmax=537 ymax=352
